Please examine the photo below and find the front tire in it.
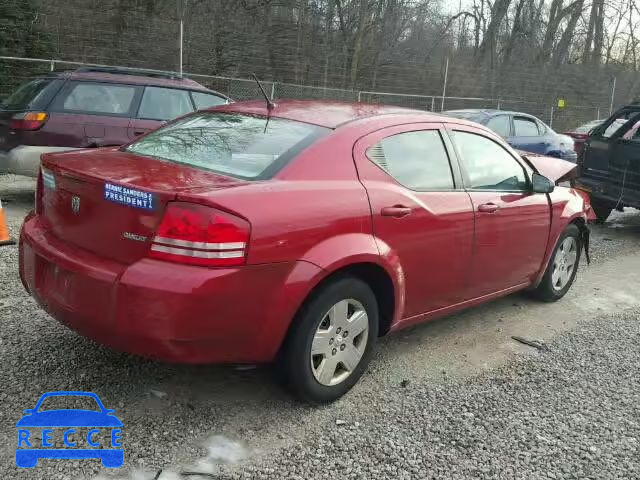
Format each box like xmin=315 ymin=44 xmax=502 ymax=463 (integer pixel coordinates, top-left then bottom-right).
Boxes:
xmin=533 ymin=224 xmax=582 ymax=302
xmin=278 ymin=276 xmax=379 ymax=403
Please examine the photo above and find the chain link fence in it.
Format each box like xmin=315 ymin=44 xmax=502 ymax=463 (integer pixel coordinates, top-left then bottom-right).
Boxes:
xmin=0 ymin=56 xmax=611 ymax=132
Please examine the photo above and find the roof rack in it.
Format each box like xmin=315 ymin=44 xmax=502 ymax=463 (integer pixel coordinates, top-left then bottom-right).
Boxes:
xmin=73 ymin=66 xmax=183 ymax=80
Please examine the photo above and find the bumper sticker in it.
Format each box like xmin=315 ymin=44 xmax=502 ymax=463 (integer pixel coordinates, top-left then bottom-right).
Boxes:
xmin=104 ymin=183 xmax=154 ymax=210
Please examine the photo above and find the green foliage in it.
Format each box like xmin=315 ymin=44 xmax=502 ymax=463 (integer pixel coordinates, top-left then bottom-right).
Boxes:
xmin=0 ymin=0 xmax=54 ymax=99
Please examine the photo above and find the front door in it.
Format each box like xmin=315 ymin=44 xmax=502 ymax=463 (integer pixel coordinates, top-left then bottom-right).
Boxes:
xmin=447 ymin=125 xmax=551 ymax=297
xmin=353 ymin=123 xmax=474 ymax=319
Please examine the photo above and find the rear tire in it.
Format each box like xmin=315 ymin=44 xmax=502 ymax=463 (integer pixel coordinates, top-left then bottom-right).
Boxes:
xmin=533 ymin=224 xmax=582 ymax=302
xmin=278 ymin=276 xmax=378 ymax=403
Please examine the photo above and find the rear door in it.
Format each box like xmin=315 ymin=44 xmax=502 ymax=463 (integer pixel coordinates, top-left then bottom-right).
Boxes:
xmin=447 ymin=124 xmax=550 ymax=297
xmin=581 ymin=110 xmax=640 ymax=184
xmin=353 ymin=123 xmax=474 ymax=318
xmin=48 ymin=81 xmax=141 ymax=147
xmin=509 ymin=115 xmax=546 ymax=153
xmin=128 ymin=86 xmax=196 ymax=138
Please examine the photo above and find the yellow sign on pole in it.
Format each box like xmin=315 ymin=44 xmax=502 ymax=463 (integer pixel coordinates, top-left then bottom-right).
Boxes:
xmin=558 ymin=99 xmax=566 ymax=108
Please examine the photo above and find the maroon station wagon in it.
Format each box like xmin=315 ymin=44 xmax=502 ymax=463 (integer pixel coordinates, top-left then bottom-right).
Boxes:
xmin=0 ymin=67 xmax=230 ymax=177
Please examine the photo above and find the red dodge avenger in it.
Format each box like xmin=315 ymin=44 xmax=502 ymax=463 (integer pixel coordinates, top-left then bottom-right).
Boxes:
xmin=20 ymin=100 xmax=595 ymax=402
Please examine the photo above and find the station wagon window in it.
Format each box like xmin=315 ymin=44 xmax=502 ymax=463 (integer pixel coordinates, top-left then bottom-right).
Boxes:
xmin=192 ymin=91 xmax=228 ymax=109
xmin=453 ymin=131 xmax=528 ymax=191
xmin=126 ymin=112 xmax=328 ymax=180
xmin=513 ymin=117 xmax=540 ymax=136
xmin=138 ymin=87 xmax=193 ymax=121
xmin=366 ymin=130 xmax=454 ymax=190
xmin=62 ymin=82 xmax=136 ymax=115
xmin=486 ymin=115 xmax=511 ymax=137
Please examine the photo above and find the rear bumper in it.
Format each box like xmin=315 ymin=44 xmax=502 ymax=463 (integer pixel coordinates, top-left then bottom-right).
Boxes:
xmin=0 ymin=146 xmax=80 ymax=177
xmin=19 ymin=215 xmax=322 ymax=364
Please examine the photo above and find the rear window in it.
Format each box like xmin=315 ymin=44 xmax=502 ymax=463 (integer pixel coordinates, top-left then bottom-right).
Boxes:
xmin=62 ymin=82 xmax=137 ymax=115
xmin=2 ymin=78 xmax=53 ymax=110
xmin=126 ymin=112 xmax=328 ymax=179
xmin=445 ymin=111 xmax=486 ymax=123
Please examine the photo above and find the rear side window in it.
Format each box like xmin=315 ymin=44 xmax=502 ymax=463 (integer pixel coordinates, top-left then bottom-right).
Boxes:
xmin=514 ymin=117 xmax=540 ymax=136
xmin=62 ymin=82 xmax=136 ymax=115
xmin=2 ymin=78 xmax=54 ymax=110
xmin=192 ymin=91 xmax=228 ymax=110
xmin=138 ymin=87 xmax=194 ymax=120
xmin=486 ymin=115 xmax=511 ymax=137
xmin=126 ymin=112 xmax=328 ymax=180
xmin=366 ymin=130 xmax=454 ymax=190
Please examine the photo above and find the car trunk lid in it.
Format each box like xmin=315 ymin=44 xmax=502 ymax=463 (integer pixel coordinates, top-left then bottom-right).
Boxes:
xmin=40 ymin=148 xmax=248 ymax=264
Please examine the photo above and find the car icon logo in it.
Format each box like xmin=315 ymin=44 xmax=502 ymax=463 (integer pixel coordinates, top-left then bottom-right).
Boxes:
xmin=15 ymin=391 xmax=123 ymax=468
xmin=71 ymin=196 xmax=81 ymax=215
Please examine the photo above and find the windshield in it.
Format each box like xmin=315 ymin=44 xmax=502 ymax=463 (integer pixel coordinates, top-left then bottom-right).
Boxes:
xmin=2 ymin=78 xmax=53 ymax=110
xmin=126 ymin=112 xmax=328 ymax=180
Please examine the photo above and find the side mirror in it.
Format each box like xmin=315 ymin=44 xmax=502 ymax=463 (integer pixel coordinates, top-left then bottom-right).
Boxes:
xmin=532 ymin=173 xmax=554 ymax=194
xmin=23 ymin=409 xmax=34 ymax=415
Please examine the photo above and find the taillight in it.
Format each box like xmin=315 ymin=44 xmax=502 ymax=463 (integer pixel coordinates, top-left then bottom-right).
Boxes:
xmin=149 ymin=202 xmax=250 ymax=267
xmin=10 ymin=112 xmax=48 ymax=131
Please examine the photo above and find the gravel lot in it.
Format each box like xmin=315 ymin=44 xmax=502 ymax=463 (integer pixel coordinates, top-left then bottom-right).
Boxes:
xmin=1 ymin=174 xmax=639 ymax=479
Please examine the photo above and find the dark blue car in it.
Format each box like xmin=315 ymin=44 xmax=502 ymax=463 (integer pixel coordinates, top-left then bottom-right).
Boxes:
xmin=445 ymin=109 xmax=577 ymax=162
xmin=15 ymin=391 xmax=123 ymax=468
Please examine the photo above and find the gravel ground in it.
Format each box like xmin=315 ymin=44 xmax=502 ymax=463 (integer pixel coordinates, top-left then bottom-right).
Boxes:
xmin=1 ymin=174 xmax=639 ymax=479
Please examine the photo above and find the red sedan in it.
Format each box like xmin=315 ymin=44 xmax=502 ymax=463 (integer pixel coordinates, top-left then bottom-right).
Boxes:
xmin=20 ymin=100 xmax=595 ymax=403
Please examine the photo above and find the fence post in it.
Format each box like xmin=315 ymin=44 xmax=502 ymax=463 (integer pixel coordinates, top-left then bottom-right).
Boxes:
xmin=270 ymin=82 xmax=276 ymax=101
xmin=50 ymin=59 xmax=55 ymax=72
xmin=549 ymin=106 xmax=554 ymax=128
xmin=597 ymin=107 xmax=601 ymax=120
xmin=440 ymin=57 xmax=449 ymax=112
xmin=609 ymin=76 xmax=617 ymax=116
xmin=497 ymin=98 xmax=501 ymax=110
xmin=430 ymin=97 xmax=435 ymax=111
xmin=357 ymin=91 xmax=362 ymax=102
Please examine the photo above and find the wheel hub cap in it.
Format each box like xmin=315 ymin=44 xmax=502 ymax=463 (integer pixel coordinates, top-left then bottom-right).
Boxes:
xmin=551 ymin=236 xmax=577 ymax=291
xmin=310 ymin=299 xmax=369 ymax=387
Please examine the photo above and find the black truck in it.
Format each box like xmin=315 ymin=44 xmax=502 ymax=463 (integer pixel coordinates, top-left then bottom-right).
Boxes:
xmin=576 ymin=105 xmax=640 ymax=223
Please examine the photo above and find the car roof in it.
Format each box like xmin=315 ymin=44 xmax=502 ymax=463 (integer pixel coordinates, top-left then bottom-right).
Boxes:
xmin=446 ymin=109 xmax=537 ymax=117
xmin=212 ymin=99 xmax=455 ymax=129
xmin=45 ymin=69 xmax=213 ymax=92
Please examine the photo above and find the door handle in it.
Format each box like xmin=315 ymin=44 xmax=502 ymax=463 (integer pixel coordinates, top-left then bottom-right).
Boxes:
xmin=134 ymin=130 xmax=146 ymax=136
xmin=478 ymin=203 xmax=500 ymax=213
xmin=381 ymin=206 xmax=412 ymax=218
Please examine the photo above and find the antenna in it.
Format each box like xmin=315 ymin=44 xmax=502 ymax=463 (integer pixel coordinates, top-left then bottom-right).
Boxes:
xmin=252 ymin=73 xmax=275 ymax=111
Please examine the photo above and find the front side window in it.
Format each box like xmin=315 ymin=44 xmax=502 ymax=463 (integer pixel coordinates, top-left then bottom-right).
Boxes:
xmin=138 ymin=87 xmax=194 ymax=120
xmin=598 ymin=111 xmax=640 ymax=139
xmin=453 ymin=131 xmax=528 ymax=191
xmin=366 ymin=130 xmax=454 ymax=190
xmin=192 ymin=91 xmax=228 ymax=110
xmin=62 ymin=82 xmax=136 ymax=115
xmin=514 ymin=117 xmax=540 ymax=136
xmin=486 ymin=115 xmax=511 ymax=137
xmin=126 ymin=112 xmax=327 ymax=179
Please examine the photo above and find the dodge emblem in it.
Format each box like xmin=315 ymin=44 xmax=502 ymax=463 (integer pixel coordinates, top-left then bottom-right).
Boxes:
xmin=71 ymin=196 xmax=81 ymax=215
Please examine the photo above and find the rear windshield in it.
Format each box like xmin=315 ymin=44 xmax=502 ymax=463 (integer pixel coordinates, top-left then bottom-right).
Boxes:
xmin=2 ymin=78 xmax=53 ymax=110
xmin=126 ymin=112 xmax=327 ymax=179
xmin=445 ymin=111 xmax=486 ymax=122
